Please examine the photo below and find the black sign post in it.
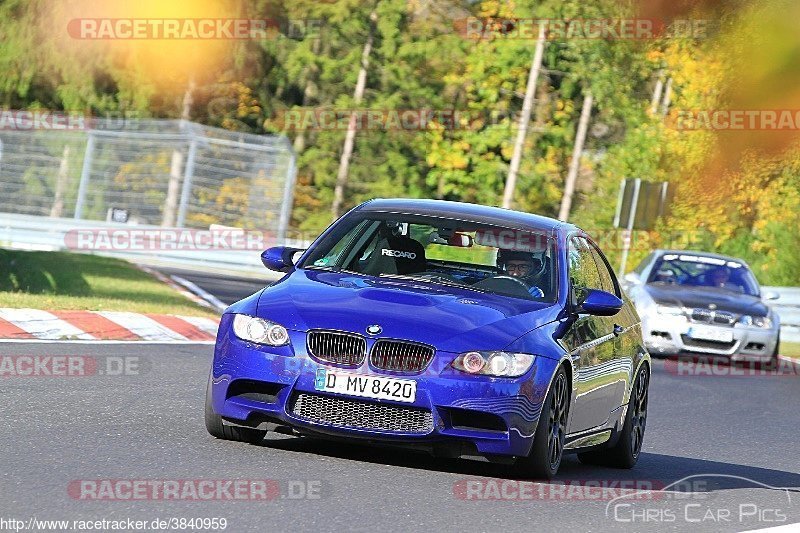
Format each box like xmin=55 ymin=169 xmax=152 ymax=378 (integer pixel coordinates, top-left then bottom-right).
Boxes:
xmin=613 ymin=178 xmax=671 ymax=274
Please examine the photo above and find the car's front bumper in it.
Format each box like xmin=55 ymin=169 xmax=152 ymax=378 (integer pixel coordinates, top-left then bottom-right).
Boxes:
xmin=641 ymin=313 xmax=778 ymax=361
xmin=208 ymin=321 xmax=559 ymax=459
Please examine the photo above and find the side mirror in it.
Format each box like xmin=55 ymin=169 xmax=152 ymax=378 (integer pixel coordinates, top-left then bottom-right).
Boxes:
xmin=261 ymin=246 xmax=303 ymax=273
xmin=763 ymin=291 xmax=780 ymax=301
xmin=579 ymin=289 xmax=623 ymax=316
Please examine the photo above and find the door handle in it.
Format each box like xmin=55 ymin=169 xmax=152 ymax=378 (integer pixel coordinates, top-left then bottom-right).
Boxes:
xmin=613 ymin=324 xmax=624 ymax=337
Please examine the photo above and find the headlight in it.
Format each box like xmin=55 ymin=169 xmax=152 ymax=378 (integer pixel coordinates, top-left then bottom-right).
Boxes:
xmin=656 ymin=305 xmax=684 ymax=316
xmin=452 ymin=351 xmax=535 ymax=377
xmin=737 ymin=315 xmax=772 ymax=329
xmin=232 ymin=314 xmax=290 ymax=345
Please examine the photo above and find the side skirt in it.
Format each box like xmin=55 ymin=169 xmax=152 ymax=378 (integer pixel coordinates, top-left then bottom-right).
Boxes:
xmin=563 ymin=403 xmax=627 ymax=454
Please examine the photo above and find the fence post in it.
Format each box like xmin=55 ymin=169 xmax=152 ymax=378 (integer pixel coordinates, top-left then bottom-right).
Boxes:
xmin=162 ymin=149 xmax=184 ymax=227
xmin=50 ymin=144 xmax=71 ymax=218
xmin=276 ymin=150 xmax=297 ymax=244
xmin=74 ymin=132 xmax=95 ymax=219
xmin=176 ymin=137 xmax=198 ymax=228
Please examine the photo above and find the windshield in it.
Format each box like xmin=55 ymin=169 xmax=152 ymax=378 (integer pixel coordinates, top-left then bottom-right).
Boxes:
xmin=646 ymin=253 xmax=760 ymax=297
xmin=300 ymin=214 xmax=558 ymax=302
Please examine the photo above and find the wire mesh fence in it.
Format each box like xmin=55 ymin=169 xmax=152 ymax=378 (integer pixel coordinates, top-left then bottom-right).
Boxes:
xmin=0 ymin=117 xmax=296 ymax=238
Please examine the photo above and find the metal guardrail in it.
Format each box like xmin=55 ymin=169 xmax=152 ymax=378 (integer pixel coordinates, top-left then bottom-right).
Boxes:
xmin=763 ymin=286 xmax=800 ymax=343
xmin=0 ymin=212 xmax=298 ymax=279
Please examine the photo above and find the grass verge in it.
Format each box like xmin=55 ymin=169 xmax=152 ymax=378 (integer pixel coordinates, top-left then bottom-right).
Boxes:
xmin=0 ymin=249 xmax=218 ymax=317
xmin=781 ymin=341 xmax=800 ymax=360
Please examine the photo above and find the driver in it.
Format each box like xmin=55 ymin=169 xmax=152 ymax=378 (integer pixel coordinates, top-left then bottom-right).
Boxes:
xmin=709 ymin=267 xmax=729 ymax=286
xmin=496 ymin=250 xmax=546 ymax=298
xmin=708 ymin=267 xmax=740 ymax=292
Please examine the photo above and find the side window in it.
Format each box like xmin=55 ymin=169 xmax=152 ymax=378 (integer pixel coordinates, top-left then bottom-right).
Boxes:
xmin=311 ymin=220 xmax=378 ymax=268
xmin=586 ymin=239 xmax=620 ymax=297
xmin=567 ymin=237 xmax=603 ymax=303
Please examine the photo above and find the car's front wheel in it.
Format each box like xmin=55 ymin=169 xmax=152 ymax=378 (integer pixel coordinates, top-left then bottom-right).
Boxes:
xmin=518 ymin=366 xmax=569 ymax=480
xmin=771 ymin=333 xmax=780 ymax=366
xmin=578 ymin=364 xmax=649 ymax=468
xmin=204 ymin=377 xmax=266 ymax=444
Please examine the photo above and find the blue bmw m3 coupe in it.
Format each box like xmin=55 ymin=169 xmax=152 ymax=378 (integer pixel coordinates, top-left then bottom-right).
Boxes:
xmin=205 ymin=199 xmax=650 ymax=479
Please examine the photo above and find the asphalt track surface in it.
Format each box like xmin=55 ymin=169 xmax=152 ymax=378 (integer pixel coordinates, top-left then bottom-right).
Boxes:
xmin=2 ymin=342 xmax=800 ymax=533
xmin=155 ymin=267 xmax=269 ymax=306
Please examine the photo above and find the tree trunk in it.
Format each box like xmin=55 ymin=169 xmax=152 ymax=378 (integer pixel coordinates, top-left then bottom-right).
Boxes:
xmin=293 ymin=37 xmax=322 ymax=155
xmin=649 ymin=70 xmax=664 ymax=115
xmin=659 ymin=77 xmax=673 ymax=116
xmin=558 ymin=90 xmax=593 ymax=221
xmin=502 ymin=23 xmax=546 ymax=209
xmin=330 ymin=10 xmax=377 ymax=220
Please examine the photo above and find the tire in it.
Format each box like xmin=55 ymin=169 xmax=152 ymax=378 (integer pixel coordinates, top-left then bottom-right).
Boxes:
xmin=578 ymin=364 xmax=649 ymax=469
xmin=204 ymin=377 xmax=266 ymax=444
xmin=771 ymin=334 xmax=780 ymax=366
xmin=518 ymin=367 xmax=569 ymax=480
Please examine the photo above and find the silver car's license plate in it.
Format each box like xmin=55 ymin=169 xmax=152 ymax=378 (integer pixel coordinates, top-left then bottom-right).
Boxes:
xmin=687 ymin=325 xmax=734 ymax=343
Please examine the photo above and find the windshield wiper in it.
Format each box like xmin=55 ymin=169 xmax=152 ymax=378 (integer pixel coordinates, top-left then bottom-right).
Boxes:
xmin=305 ymin=265 xmax=362 ymax=276
xmin=305 ymin=264 xmax=337 ymax=272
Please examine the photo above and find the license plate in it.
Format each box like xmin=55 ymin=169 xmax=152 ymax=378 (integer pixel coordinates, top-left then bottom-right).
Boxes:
xmin=688 ymin=325 xmax=734 ymax=343
xmin=314 ymin=369 xmax=416 ymax=403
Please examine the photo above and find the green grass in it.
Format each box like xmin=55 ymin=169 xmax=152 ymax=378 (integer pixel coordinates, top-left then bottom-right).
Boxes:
xmin=0 ymin=249 xmax=217 ymax=317
xmin=782 ymin=341 xmax=800 ymax=359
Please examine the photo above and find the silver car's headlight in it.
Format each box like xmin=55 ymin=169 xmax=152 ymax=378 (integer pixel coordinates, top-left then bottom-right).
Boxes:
xmin=656 ymin=305 xmax=684 ymax=316
xmin=232 ymin=314 xmax=290 ymax=345
xmin=452 ymin=351 xmax=535 ymax=377
xmin=737 ymin=315 xmax=773 ymax=329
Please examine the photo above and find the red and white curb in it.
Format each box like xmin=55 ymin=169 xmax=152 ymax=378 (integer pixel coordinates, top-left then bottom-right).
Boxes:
xmin=0 ymin=308 xmax=219 ymax=343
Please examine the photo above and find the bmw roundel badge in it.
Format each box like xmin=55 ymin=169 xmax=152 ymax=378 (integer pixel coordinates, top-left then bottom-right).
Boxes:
xmin=366 ymin=324 xmax=382 ymax=335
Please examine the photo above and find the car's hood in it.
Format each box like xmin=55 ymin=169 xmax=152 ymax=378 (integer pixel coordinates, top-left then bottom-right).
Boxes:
xmin=644 ymin=283 xmax=768 ymax=316
xmin=256 ymin=269 xmax=560 ymax=353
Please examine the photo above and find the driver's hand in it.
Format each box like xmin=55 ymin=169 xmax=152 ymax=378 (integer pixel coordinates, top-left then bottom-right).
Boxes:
xmin=529 ymin=286 xmax=545 ymax=298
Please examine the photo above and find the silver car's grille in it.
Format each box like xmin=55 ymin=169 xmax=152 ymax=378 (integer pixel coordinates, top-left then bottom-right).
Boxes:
xmin=370 ymin=340 xmax=435 ymax=373
xmin=291 ymin=393 xmax=434 ymax=434
xmin=690 ymin=308 xmax=736 ymax=326
xmin=307 ymin=331 xmax=366 ymax=366
xmin=680 ymin=335 xmax=737 ymax=350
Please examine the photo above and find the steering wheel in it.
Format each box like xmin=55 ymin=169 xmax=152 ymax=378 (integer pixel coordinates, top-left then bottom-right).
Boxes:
xmin=490 ymin=275 xmax=531 ymax=290
xmin=472 ymin=275 xmax=537 ymax=299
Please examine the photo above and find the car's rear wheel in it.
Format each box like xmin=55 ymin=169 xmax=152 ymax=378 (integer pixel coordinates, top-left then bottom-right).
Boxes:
xmin=578 ymin=364 xmax=649 ymax=468
xmin=204 ymin=377 xmax=266 ymax=444
xmin=518 ymin=367 xmax=569 ymax=480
